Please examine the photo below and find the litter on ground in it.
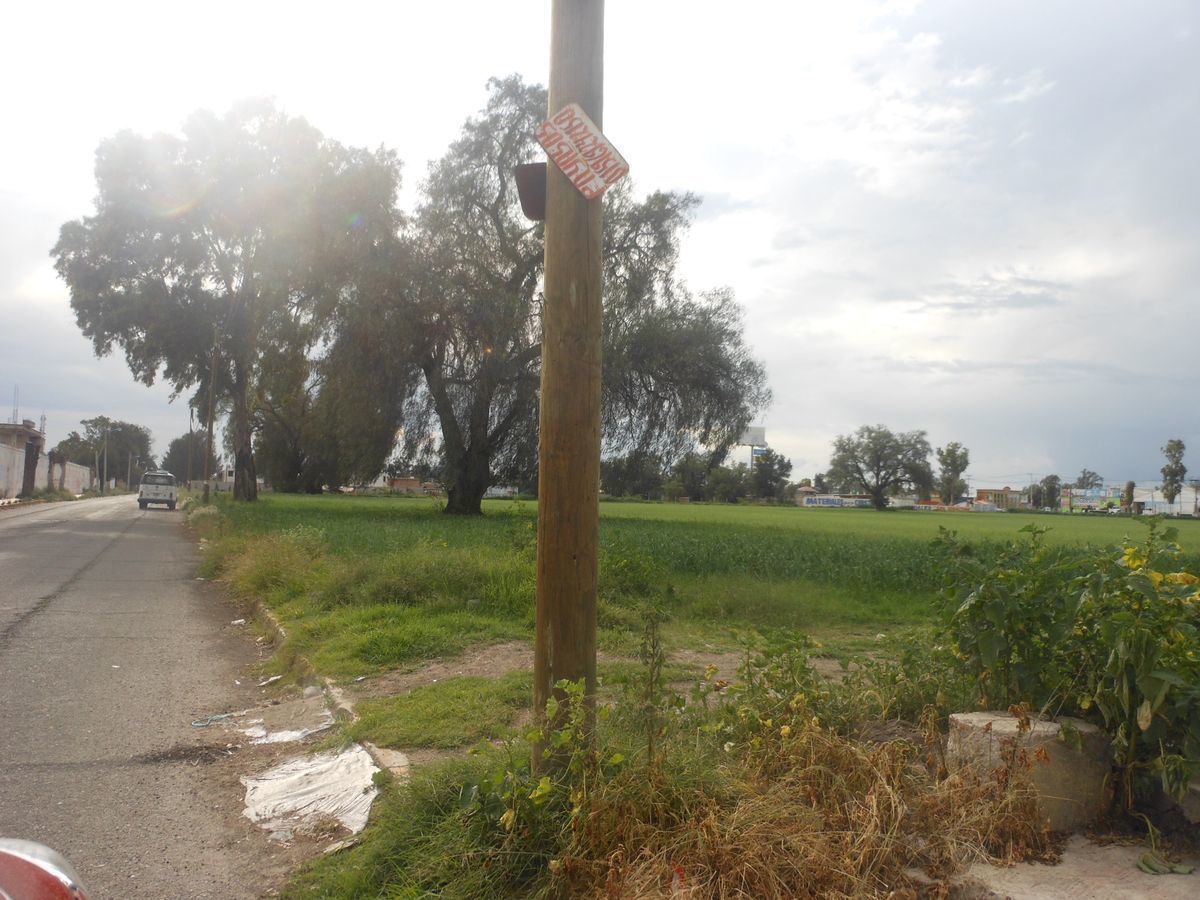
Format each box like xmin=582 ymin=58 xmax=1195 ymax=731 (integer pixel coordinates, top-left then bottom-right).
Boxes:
xmin=240 ymin=745 xmax=380 ymax=835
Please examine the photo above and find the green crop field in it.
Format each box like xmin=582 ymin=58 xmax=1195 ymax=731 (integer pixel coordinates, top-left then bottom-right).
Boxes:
xmin=208 ymin=493 xmax=1200 ymax=675
xmin=597 ymin=499 xmax=1200 ymax=547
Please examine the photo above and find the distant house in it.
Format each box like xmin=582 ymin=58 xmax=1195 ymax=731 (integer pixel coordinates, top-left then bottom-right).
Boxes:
xmin=383 ymin=476 xmax=441 ymax=495
xmin=792 ymin=485 xmax=819 ymax=505
xmin=975 ymin=486 xmax=1022 ymax=510
xmin=485 ymin=484 xmax=519 ymax=499
xmin=387 ymin=476 xmax=422 ymax=493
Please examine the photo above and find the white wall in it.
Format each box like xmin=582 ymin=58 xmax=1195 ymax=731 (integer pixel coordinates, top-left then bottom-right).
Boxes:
xmin=0 ymin=444 xmax=22 ymax=498
xmin=0 ymin=447 xmax=92 ymax=497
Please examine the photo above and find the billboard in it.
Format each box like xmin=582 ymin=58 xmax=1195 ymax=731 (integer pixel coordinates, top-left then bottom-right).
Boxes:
xmin=738 ymin=426 xmax=765 ymax=446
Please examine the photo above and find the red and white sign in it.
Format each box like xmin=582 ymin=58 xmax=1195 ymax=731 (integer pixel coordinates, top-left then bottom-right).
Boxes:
xmin=536 ymin=103 xmax=629 ymax=200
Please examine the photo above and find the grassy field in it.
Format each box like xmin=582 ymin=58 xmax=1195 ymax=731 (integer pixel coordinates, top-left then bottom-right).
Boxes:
xmin=206 ymin=493 xmax=1200 ymax=675
xmin=597 ymin=498 xmax=1200 ymax=546
xmin=201 ymin=495 xmax=1197 ymax=897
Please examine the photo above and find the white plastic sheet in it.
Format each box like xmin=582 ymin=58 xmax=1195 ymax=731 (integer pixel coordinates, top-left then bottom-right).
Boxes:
xmin=240 ymin=745 xmax=380 ymax=834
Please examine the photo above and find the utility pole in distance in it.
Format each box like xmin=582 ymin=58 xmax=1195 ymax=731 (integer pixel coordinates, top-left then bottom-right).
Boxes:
xmin=534 ymin=0 xmax=605 ymax=757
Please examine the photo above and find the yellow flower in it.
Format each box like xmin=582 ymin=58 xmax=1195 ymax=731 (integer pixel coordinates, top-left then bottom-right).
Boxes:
xmin=780 ymin=725 xmax=792 ymax=738
xmin=1149 ymin=570 xmax=1164 ymax=588
xmin=1166 ymin=572 xmax=1199 ymax=585
xmin=1123 ymin=547 xmax=1148 ymax=569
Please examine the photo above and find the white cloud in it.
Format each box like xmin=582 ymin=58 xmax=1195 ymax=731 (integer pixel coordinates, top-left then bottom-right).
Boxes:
xmin=1 ymin=0 xmax=1197 ymax=486
xmin=996 ymin=69 xmax=1056 ymax=105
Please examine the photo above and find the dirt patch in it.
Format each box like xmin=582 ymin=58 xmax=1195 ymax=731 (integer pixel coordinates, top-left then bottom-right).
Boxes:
xmin=348 ymin=641 xmax=534 ymax=699
xmin=670 ymin=646 xmax=745 ymax=680
xmin=132 ymin=742 xmax=241 ymax=766
xmin=400 ymin=746 xmax=472 ymax=768
xmin=349 ymin=640 xmax=632 ymax=700
xmin=350 ymin=642 xmax=855 ymax=705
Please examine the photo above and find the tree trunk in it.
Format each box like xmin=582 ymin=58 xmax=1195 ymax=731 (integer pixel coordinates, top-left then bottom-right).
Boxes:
xmin=231 ymin=362 xmax=258 ymax=501
xmin=20 ymin=441 xmax=40 ymax=497
xmin=444 ymin=448 xmax=490 ymax=515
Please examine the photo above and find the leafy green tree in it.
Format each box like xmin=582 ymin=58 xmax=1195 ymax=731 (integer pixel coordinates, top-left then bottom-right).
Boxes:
xmin=1075 ymin=468 xmax=1103 ymax=490
xmin=1122 ymin=480 xmax=1136 ymax=510
xmin=670 ymin=452 xmax=712 ymax=501
xmin=827 ymin=425 xmax=932 ymax=510
xmin=1161 ymin=439 xmax=1186 ymax=511
xmin=52 ymin=100 xmax=401 ymax=501
xmin=250 ymin=337 xmax=407 ymax=494
xmin=1039 ymin=474 xmax=1062 ymax=509
xmin=709 ymin=463 xmax=750 ymax=503
xmin=54 ymin=416 xmax=154 ymax=487
xmin=813 ymin=472 xmax=829 ymax=494
xmin=335 ymin=76 xmax=769 ymax=514
xmin=161 ymin=431 xmax=217 ymax=483
xmin=601 ymin=452 xmax=665 ymax=498
xmin=750 ymin=448 xmax=792 ymax=501
xmin=935 ymin=441 xmax=970 ymax=505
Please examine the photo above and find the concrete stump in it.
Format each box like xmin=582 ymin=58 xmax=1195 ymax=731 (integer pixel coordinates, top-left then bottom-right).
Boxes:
xmin=947 ymin=711 xmax=1112 ymax=832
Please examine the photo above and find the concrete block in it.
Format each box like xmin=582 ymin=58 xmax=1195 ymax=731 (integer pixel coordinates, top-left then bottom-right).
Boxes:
xmin=947 ymin=711 xmax=1112 ymax=832
xmin=1181 ymin=780 xmax=1200 ymax=825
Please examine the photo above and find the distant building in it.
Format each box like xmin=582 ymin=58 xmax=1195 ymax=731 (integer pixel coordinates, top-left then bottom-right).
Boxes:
xmin=801 ymin=493 xmax=873 ymax=508
xmin=792 ymin=485 xmax=819 ymax=505
xmin=975 ymin=486 xmax=1022 ymax=510
xmin=0 ymin=419 xmax=46 ymax=498
xmin=382 ymin=476 xmax=440 ymax=495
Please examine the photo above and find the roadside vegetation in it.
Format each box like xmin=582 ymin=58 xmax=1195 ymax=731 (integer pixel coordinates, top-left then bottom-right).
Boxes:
xmin=190 ymin=495 xmax=1200 ymax=897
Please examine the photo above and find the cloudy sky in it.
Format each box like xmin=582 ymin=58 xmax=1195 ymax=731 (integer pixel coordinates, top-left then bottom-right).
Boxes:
xmin=2 ymin=0 xmax=1196 ymax=488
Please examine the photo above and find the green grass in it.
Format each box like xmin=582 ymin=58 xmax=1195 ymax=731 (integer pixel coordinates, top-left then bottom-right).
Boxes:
xmin=347 ymin=672 xmax=533 ymax=749
xmin=207 ymin=494 xmax=1200 ymax=740
xmin=211 ymin=495 xmax=1200 ymax=676
xmin=596 ymin=500 xmax=1200 ymax=548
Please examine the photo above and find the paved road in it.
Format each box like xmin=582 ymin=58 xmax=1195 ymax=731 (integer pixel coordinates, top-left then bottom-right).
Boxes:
xmin=0 ymin=496 xmax=287 ymax=898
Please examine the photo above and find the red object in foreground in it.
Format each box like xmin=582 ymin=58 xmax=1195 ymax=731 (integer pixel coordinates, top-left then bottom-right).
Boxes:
xmin=0 ymin=840 xmax=88 ymax=899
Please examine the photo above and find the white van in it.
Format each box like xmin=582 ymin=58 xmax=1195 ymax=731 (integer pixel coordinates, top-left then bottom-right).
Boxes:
xmin=138 ymin=471 xmax=178 ymax=510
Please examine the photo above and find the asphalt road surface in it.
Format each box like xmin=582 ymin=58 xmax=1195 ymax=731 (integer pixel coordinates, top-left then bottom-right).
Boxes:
xmin=0 ymin=496 xmax=291 ymax=898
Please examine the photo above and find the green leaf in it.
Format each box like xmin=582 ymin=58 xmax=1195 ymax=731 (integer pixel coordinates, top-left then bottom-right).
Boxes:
xmin=1125 ymin=573 xmax=1159 ymax=599
xmin=458 ymin=782 xmax=479 ymax=810
xmin=978 ymin=631 xmax=1005 ymax=669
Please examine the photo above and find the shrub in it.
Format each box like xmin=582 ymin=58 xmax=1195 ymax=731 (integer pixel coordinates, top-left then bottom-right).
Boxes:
xmin=287 ymin=635 xmax=1048 ymax=899
xmin=936 ymin=521 xmax=1200 ymax=805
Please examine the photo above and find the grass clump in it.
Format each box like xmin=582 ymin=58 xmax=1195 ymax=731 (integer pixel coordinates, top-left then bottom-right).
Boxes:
xmin=287 ymin=625 xmax=1047 ymax=899
xmin=347 ymin=673 xmax=532 ymax=749
xmin=186 ymin=503 xmax=221 ymax=536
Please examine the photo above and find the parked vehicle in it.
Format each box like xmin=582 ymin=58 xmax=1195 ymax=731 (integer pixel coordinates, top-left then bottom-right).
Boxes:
xmin=138 ymin=471 xmax=178 ymax=510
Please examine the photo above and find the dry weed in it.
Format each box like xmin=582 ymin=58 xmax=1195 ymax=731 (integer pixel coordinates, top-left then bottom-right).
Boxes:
xmin=553 ymin=722 xmax=1048 ymax=899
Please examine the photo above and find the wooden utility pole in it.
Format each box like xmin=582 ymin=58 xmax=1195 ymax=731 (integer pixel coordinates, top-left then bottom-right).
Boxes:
xmin=534 ymin=0 xmax=605 ymax=747
xmin=203 ymin=328 xmax=218 ymax=504
xmin=186 ymin=409 xmax=194 ymax=490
